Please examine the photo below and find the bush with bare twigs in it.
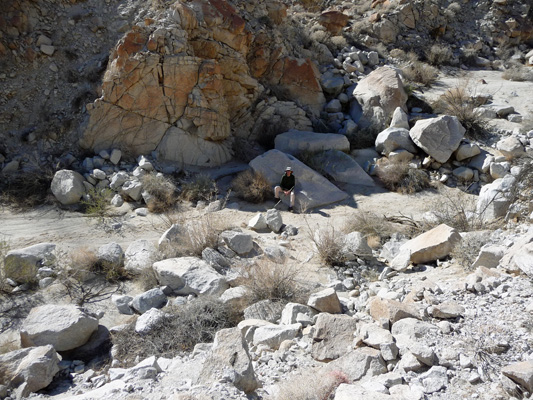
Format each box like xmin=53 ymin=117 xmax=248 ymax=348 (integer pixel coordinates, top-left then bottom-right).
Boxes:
xmin=141 ymin=173 xmax=179 ymax=213
xmin=231 ymin=170 xmax=272 ymax=203
xmin=502 ymin=65 xmax=533 ymax=82
xmin=401 ymin=61 xmax=439 ymax=87
xmin=425 ymin=44 xmax=453 ymax=66
xmin=344 ymin=211 xmax=397 ymax=246
xmin=377 ymin=160 xmax=430 ymax=194
xmin=507 ymin=158 xmax=533 ymax=221
xmin=450 ymin=232 xmax=490 ymax=270
xmin=173 ymin=215 xmax=226 ymax=257
xmin=81 ymin=187 xmax=113 ymax=223
xmin=432 ymin=85 xmax=488 ymax=140
xmin=180 ymin=174 xmax=217 ymax=203
xmin=112 ymin=297 xmax=237 ymax=367
xmin=240 ymin=260 xmax=308 ymax=306
xmin=56 ymin=248 xmax=125 ymax=306
xmin=307 ymin=221 xmax=346 ymax=267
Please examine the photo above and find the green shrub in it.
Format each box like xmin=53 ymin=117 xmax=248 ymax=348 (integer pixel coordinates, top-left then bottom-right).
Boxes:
xmin=112 ymin=297 xmax=237 ymax=367
xmin=81 ymin=187 xmax=113 ymax=222
xmin=180 ymin=174 xmax=217 ymax=203
xmin=231 ymin=170 xmax=272 ymax=203
xmin=377 ymin=161 xmax=430 ymax=194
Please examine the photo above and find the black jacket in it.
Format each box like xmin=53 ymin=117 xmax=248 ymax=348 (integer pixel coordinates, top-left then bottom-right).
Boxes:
xmin=280 ymin=173 xmax=295 ymax=191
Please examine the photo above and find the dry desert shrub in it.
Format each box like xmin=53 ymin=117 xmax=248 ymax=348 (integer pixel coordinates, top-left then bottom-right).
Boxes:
xmin=376 ymin=160 xmax=430 ymax=194
xmin=81 ymin=187 xmax=113 ymax=223
xmin=401 ymin=61 xmax=439 ymax=87
xmin=501 ymin=65 xmax=533 ymax=82
xmin=450 ymin=231 xmax=490 ymax=270
xmin=425 ymin=44 xmax=453 ymax=66
xmin=180 ymin=174 xmax=217 ymax=203
xmin=240 ymin=260 xmax=308 ymax=306
xmin=307 ymin=220 xmax=346 ymax=267
xmin=112 ymin=297 xmax=237 ymax=367
xmin=231 ymin=169 xmax=272 ymax=203
xmin=507 ymin=158 xmax=533 ymax=221
xmin=344 ymin=210 xmax=397 ymax=246
xmin=432 ymin=84 xmax=488 ymax=140
xmin=173 ymin=214 xmax=227 ymax=257
xmin=141 ymin=173 xmax=178 ymax=213
xmin=271 ymin=368 xmax=349 ymax=400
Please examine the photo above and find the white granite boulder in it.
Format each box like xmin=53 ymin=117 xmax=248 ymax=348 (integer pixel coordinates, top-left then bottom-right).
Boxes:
xmin=409 ymin=116 xmax=465 ymax=163
xmin=250 ymin=149 xmax=348 ymax=209
xmin=51 ymin=170 xmax=86 ymax=205
xmin=124 ymin=239 xmax=158 ymax=273
xmin=253 ymin=323 xmax=301 ymax=349
xmin=20 ymin=305 xmax=99 ymax=351
xmin=4 ymin=243 xmax=56 ymax=284
xmin=311 ymin=150 xmax=375 ymax=186
xmin=153 ymin=257 xmax=228 ymax=296
xmin=375 ymin=127 xmax=417 ymax=156
xmin=220 ymin=230 xmax=254 ymax=255
xmin=0 ymin=345 xmax=60 ymax=398
xmin=476 ymin=174 xmax=515 ymax=221
xmin=307 ymin=288 xmax=342 ymax=313
xmin=131 ymin=288 xmax=167 ymax=314
xmin=496 ymin=136 xmax=526 ymax=160
xmin=97 ymin=242 xmax=124 ymax=269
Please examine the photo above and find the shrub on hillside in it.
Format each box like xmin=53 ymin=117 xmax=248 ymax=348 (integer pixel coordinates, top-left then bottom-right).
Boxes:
xmin=141 ymin=174 xmax=178 ymax=213
xmin=173 ymin=215 xmax=225 ymax=257
xmin=425 ymin=44 xmax=453 ymax=66
xmin=81 ymin=187 xmax=113 ymax=223
xmin=432 ymin=85 xmax=488 ymax=140
xmin=450 ymin=232 xmax=489 ymax=270
xmin=112 ymin=297 xmax=237 ymax=366
xmin=180 ymin=174 xmax=217 ymax=203
xmin=344 ymin=210 xmax=396 ymax=246
xmin=231 ymin=170 xmax=272 ymax=203
xmin=307 ymin=221 xmax=346 ymax=267
xmin=377 ymin=160 xmax=430 ymax=194
xmin=401 ymin=61 xmax=438 ymax=87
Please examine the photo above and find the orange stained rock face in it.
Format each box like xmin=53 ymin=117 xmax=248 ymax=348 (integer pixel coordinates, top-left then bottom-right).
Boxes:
xmin=203 ymin=0 xmax=246 ymax=34
xmin=319 ymin=11 xmax=349 ymax=35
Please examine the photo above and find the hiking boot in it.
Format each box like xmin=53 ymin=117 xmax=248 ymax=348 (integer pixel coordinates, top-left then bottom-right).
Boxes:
xmin=288 ymin=206 xmax=294 ymax=212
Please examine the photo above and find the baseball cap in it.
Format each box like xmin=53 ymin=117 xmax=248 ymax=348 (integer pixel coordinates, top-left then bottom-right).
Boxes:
xmin=286 ymin=167 xmax=292 ymax=171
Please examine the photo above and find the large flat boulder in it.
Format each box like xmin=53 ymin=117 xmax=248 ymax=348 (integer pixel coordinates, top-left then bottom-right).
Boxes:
xmin=274 ymin=130 xmax=349 ymax=155
xmin=391 ymin=224 xmax=461 ymax=271
xmin=253 ymin=323 xmax=301 ymax=349
xmin=249 ymin=149 xmax=348 ymax=209
xmin=312 ymin=313 xmax=358 ymax=361
xmin=502 ymin=361 xmax=533 ymax=392
xmin=4 ymin=243 xmax=56 ymax=284
xmin=409 ymin=116 xmax=465 ymax=163
xmin=197 ymin=327 xmax=259 ymax=393
xmin=0 ymin=345 xmax=60 ymax=398
xmin=351 ymin=66 xmax=408 ymax=130
xmin=124 ymin=239 xmax=158 ymax=273
xmin=375 ymin=127 xmax=417 ymax=156
xmin=499 ymin=233 xmax=533 ymax=277
xmin=311 ymin=150 xmax=375 ymax=186
xmin=476 ymin=174 xmax=515 ymax=222
xmin=20 ymin=305 xmax=99 ymax=351
xmin=153 ymin=257 xmax=228 ymax=296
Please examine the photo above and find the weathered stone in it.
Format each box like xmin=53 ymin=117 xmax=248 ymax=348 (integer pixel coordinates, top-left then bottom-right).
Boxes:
xmin=201 ymin=247 xmax=230 ymax=272
xmin=320 ymin=73 xmax=345 ymax=96
xmin=112 ymin=295 xmax=134 ymax=315
xmin=496 ymin=137 xmax=526 ymax=160
xmin=265 ymin=209 xmax=283 ymax=232
xmin=343 ymin=231 xmax=373 ymax=257
xmin=308 ymin=288 xmax=342 ymax=314
xmin=158 ymin=224 xmax=180 ymax=251
xmin=453 ymin=166 xmax=474 ymax=181
xmin=66 ymin=325 xmax=112 ymax=362
xmin=319 ymin=11 xmax=349 ymax=35
xmin=20 ymin=305 xmax=99 ymax=351
xmin=312 ymin=313 xmax=358 ymax=361
xmin=124 ymin=239 xmax=158 ymax=273
xmin=351 ymin=66 xmax=407 ymax=130
xmin=153 ymin=257 xmax=228 ymax=295
xmin=280 ymin=303 xmax=315 ymax=325
xmin=390 ymin=106 xmax=410 ymax=129
xmin=0 ymin=345 xmax=60 ymax=398
xmin=311 ymin=149 xmax=375 ymax=186
xmin=220 ymin=286 xmax=248 ymax=309
xmin=135 ymin=307 xmax=167 ymax=334
xmin=274 ymin=130 xmax=349 ymax=155
xmin=391 ymin=224 xmax=461 ymax=269
xmin=455 ymin=142 xmax=481 ymax=161
xmin=4 ymin=243 xmax=56 ymax=284
xmin=477 ymin=174 xmax=515 ymax=221
xmin=248 ymin=213 xmax=267 ymax=230
xmin=471 ymin=244 xmax=506 ymax=269
xmin=326 ymin=347 xmax=387 ymax=381
xmin=131 ymin=288 xmax=167 ymax=314
xmin=502 ymin=360 xmax=533 ymax=392
xmin=375 ymin=127 xmax=417 ymax=155
xmin=409 ymin=116 xmax=465 ymax=163
xmin=499 ymin=233 xmax=533 ymax=277
xmin=369 ymin=297 xmax=420 ymax=324
xmin=51 ymin=170 xmax=86 ymax=205
xmin=253 ymin=323 xmax=301 ymax=349
xmin=97 ymin=242 xmax=124 ymax=269
xmin=250 ymin=149 xmax=348 ymax=209
xmin=198 ymin=327 xmax=259 ymax=393
xmin=359 ymin=323 xmax=394 ymax=349
xmin=121 ymin=179 xmax=143 ymax=201
xmin=243 ymin=300 xmax=282 ymax=323
xmin=334 ymin=383 xmax=391 ymax=400
xmin=220 ymin=230 xmax=253 ymax=255
xmin=432 ymin=301 xmax=465 ymax=319
xmin=418 ymin=366 xmax=448 ymax=393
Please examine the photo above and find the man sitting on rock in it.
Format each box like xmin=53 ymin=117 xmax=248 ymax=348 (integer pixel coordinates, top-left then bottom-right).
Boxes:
xmin=274 ymin=167 xmax=296 ymax=212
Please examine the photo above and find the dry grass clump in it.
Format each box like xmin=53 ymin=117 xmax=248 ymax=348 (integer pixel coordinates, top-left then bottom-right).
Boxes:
xmin=180 ymin=174 xmax=217 ymax=203
xmin=112 ymin=297 xmax=237 ymax=367
xmin=271 ymin=369 xmax=349 ymax=400
xmin=240 ymin=260 xmax=308 ymax=306
xmin=308 ymin=222 xmax=346 ymax=267
xmin=56 ymin=247 xmax=126 ymax=305
xmin=401 ymin=61 xmax=439 ymax=87
xmin=450 ymin=232 xmax=490 ymax=270
xmin=501 ymin=65 xmax=533 ymax=82
xmin=174 ymin=215 xmax=225 ymax=257
xmin=344 ymin=210 xmax=397 ymax=246
xmin=377 ymin=160 xmax=430 ymax=194
xmin=507 ymin=158 xmax=533 ymax=221
xmin=81 ymin=187 xmax=113 ymax=222
xmin=231 ymin=170 xmax=272 ymax=203
xmin=432 ymin=85 xmax=488 ymax=140
xmin=141 ymin=173 xmax=178 ymax=213
xmin=425 ymin=44 xmax=453 ymax=66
